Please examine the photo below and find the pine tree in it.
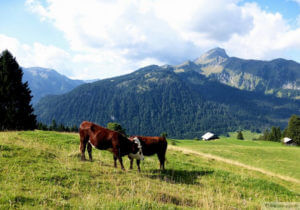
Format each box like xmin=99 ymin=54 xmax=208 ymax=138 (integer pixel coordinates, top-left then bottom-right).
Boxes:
xmin=50 ymin=119 xmax=57 ymax=131
xmin=282 ymin=128 xmax=288 ymax=138
xmin=0 ymin=50 xmax=36 ymax=130
xmin=269 ymin=126 xmax=281 ymax=142
xmin=237 ymin=131 xmax=244 ymax=140
xmin=71 ymin=125 xmax=78 ymax=132
xmin=274 ymin=127 xmax=281 ymax=142
xmin=262 ymin=129 xmax=270 ymax=141
xmin=286 ymin=115 xmax=300 ymax=145
xmin=57 ymin=124 xmax=65 ymax=132
xmin=37 ymin=122 xmax=48 ymax=130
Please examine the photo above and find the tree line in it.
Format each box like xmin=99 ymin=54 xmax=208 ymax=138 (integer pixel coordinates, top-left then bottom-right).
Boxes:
xmin=235 ymin=115 xmax=300 ymax=145
xmin=37 ymin=120 xmax=79 ymax=132
xmin=257 ymin=115 xmax=300 ymax=145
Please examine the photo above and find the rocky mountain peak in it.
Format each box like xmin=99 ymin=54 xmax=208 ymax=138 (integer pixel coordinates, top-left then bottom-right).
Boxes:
xmin=206 ymin=47 xmax=229 ymax=58
xmin=194 ymin=47 xmax=229 ymax=65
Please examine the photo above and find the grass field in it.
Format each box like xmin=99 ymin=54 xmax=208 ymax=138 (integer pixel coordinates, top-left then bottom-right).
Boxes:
xmin=172 ymin=132 xmax=300 ymax=182
xmin=0 ymin=130 xmax=299 ymax=209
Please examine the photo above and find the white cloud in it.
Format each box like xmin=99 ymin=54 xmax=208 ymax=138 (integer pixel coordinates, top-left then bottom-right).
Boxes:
xmin=153 ymin=0 xmax=253 ymax=41
xmin=25 ymin=0 xmax=252 ymax=62
xmin=0 ymin=34 xmax=73 ymax=76
xmin=0 ymin=34 xmax=160 ymax=80
xmin=224 ymin=3 xmax=300 ymax=60
xmin=0 ymin=34 xmax=21 ymax=54
xmin=17 ymin=0 xmax=300 ymax=79
xmin=293 ymin=0 xmax=300 ymax=5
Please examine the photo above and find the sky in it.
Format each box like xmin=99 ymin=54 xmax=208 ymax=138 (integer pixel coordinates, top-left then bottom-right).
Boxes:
xmin=1 ymin=0 xmax=300 ymax=80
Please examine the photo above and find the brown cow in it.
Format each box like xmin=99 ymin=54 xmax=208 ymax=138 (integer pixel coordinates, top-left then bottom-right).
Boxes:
xmin=129 ymin=136 xmax=168 ymax=171
xmin=79 ymin=121 xmax=143 ymax=170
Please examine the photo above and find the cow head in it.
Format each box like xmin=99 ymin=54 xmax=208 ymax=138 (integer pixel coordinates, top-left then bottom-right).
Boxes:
xmin=129 ymin=137 xmax=144 ymax=160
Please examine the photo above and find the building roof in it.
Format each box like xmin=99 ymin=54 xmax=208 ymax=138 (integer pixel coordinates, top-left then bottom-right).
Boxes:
xmin=283 ymin=137 xmax=293 ymax=143
xmin=202 ymin=132 xmax=215 ymax=140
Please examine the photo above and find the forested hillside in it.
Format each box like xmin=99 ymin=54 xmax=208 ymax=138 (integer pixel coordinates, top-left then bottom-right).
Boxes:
xmin=35 ymin=65 xmax=300 ymax=138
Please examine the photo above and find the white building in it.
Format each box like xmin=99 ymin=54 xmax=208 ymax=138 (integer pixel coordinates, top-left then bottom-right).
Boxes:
xmin=202 ymin=132 xmax=218 ymax=141
xmin=283 ymin=137 xmax=295 ymax=145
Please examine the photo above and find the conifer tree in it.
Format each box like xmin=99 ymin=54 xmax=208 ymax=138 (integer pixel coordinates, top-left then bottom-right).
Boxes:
xmin=50 ymin=119 xmax=57 ymax=131
xmin=286 ymin=115 xmax=300 ymax=145
xmin=71 ymin=125 xmax=78 ymax=132
xmin=269 ymin=126 xmax=281 ymax=142
xmin=0 ymin=50 xmax=36 ymax=130
xmin=237 ymin=131 xmax=244 ymax=140
xmin=262 ymin=129 xmax=270 ymax=141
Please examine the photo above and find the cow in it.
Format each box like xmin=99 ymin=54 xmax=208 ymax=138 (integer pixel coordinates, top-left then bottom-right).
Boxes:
xmin=79 ymin=121 xmax=143 ymax=170
xmin=128 ymin=136 xmax=168 ymax=171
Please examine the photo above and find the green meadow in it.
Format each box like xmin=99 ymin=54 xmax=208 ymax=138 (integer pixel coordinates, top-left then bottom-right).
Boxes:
xmin=0 ymin=130 xmax=299 ymax=209
xmin=172 ymin=132 xmax=300 ymax=182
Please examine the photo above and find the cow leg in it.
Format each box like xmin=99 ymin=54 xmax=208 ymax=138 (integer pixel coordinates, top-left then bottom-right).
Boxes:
xmin=80 ymin=136 xmax=88 ymax=161
xmin=128 ymin=156 xmax=134 ymax=169
xmin=157 ymin=153 xmax=166 ymax=170
xmin=113 ymin=155 xmax=117 ymax=168
xmin=136 ymin=159 xmax=141 ymax=172
xmin=118 ymin=156 xmax=125 ymax=170
xmin=114 ymin=148 xmax=125 ymax=170
xmin=87 ymin=142 xmax=93 ymax=161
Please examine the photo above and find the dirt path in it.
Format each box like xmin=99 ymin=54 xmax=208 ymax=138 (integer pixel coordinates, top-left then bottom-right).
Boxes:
xmin=168 ymin=145 xmax=300 ymax=184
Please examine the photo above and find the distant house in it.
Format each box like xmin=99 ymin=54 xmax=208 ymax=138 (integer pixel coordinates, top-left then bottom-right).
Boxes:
xmin=283 ymin=137 xmax=295 ymax=146
xmin=202 ymin=132 xmax=219 ymax=141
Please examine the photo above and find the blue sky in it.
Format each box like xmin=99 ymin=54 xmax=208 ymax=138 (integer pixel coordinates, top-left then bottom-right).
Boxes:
xmin=0 ymin=0 xmax=64 ymax=47
xmin=1 ymin=0 xmax=300 ymax=79
xmin=243 ymin=0 xmax=299 ymax=21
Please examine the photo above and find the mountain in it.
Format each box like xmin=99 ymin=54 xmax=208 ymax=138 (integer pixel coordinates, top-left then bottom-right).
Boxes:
xmin=84 ymin=79 xmax=100 ymax=83
xmin=34 ymin=65 xmax=300 ymax=138
xmin=194 ymin=47 xmax=229 ymax=65
xmin=22 ymin=67 xmax=85 ymax=104
xmin=175 ymin=48 xmax=300 ymax=99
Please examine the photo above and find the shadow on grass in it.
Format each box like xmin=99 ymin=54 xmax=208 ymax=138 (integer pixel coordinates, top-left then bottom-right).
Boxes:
xmin=9 ymin=195 xmax=37 ymax=207
xmin=145 ymin=169 xmax=214 ymax=185
xmin=168 ymin=139 xmax=181 ymax=146
xmin=0 ymin=144 xmax=23 ymax=151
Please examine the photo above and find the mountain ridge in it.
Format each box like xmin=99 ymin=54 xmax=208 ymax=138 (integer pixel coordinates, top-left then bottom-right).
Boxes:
xmin=34 ymin=64 xmax=300 ymax=138
xmin=174 ymin=48 xmax=300 ymax=99
xmin=22 ymin=67 xmax=86 ymax=104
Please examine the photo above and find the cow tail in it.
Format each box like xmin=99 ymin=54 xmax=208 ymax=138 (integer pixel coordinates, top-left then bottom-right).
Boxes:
xmin=164 ymin=137 xmax=168 ymax=164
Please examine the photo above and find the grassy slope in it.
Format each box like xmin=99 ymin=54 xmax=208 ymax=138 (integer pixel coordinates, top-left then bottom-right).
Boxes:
xmin=172 ymin=133 xmax=300 ymax=183
xmin=0 ymin=131 xmax=299 ymax=209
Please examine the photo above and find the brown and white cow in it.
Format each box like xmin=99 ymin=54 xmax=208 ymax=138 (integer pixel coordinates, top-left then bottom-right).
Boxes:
xmin=129 ymin=136 xmax=168 ymax=171
xmin=79 ymin=121 xmax=143 ymax=170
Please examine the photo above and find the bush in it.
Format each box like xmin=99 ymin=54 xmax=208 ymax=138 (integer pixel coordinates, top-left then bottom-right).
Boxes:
xmin=237 ymin=131 xmax=244 ymax=140
xmin=161 ymin=132 xmax=168 ymax=138
xmin=107 ymin=122 xmax=126 ymax=135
